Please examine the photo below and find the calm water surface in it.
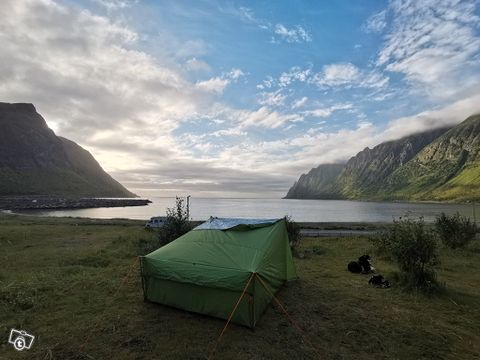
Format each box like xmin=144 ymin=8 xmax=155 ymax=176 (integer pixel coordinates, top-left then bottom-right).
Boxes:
xmin=20 ymin=197 xmax=479 ymax=223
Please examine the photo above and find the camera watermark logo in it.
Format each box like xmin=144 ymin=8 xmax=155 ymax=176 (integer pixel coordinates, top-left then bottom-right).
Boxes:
xmin=8 ymin=328 xmax=35 ymax=351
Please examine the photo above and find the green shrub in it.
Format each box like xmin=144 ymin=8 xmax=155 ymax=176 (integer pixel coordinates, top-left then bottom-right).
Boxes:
xmin=435 ymin=212 xmax=477 ymax=249
xmin=158 ymin=197 xmax=194 ymax=245
xmin=375 ymin=216 xmax=439 ymax=290
xmin=139 ymin=197 xmax=194 ymax=254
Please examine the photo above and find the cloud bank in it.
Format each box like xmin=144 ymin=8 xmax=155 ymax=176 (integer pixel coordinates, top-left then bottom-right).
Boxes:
xmin=1 ymin=0 xmax=479 ymax=198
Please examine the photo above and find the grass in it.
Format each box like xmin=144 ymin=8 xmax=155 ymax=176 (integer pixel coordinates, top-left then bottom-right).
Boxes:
xmin=1 ymin=214 xmax=480 ymax=359
xmin=430 ymin=164 xmax=480 ymax=202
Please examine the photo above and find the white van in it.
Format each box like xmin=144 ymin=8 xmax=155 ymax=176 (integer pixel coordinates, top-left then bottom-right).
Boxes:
xmin=145 ymin=216 xmax=167 ymax=228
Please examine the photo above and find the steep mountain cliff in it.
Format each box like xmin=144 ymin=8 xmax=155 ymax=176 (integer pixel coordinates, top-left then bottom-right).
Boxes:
xmin=285 ymin=114 xmax=480 ymax=202
xmin=335 ymin=127 xmax=450 ymax=199
xmin=385 ymin=114 xmax=480 ymax=201
xmin=0 ymin=102 xmax=135 ymax=197
xmin=285 ymin=164 xmax=344 ymax=199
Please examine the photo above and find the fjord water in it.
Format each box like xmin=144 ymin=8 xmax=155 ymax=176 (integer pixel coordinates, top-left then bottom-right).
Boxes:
xmin=21 ymin=197 xmax=478 ymax=223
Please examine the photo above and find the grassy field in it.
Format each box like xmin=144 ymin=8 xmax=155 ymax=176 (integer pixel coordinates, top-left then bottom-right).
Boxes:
xmin=1 ymin=214 xmax=479 ymax=359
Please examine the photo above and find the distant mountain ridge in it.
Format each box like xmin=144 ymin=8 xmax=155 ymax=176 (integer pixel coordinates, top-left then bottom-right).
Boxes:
xmin=384 ymin=115 xmax=480 ymax=201
xmin=285 ymin=114 xmax=480 ymax=202
xmin=0 ymin=102 xmax=135 ymax=197
xmin=285 ymin=163 xmax=344 ymax=199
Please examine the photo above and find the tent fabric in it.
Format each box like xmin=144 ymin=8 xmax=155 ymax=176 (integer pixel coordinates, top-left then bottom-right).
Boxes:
xmin=193 ymin=217 xmax=279 ymax=230
xmin=140 ymin=218 xmax=297 ymax=328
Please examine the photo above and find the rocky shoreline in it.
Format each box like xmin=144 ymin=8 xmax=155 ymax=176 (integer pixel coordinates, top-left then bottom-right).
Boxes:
xmin=0 ymin=196 xmax=151 ymax=210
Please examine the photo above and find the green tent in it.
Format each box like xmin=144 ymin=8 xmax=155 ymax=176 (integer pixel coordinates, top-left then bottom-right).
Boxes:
xmin=139 ymin=217 xmax=297 ymax=328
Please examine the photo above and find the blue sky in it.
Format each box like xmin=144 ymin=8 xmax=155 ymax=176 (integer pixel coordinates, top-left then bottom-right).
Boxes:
xmin=1 ymin=0 xmax=480 ymax=197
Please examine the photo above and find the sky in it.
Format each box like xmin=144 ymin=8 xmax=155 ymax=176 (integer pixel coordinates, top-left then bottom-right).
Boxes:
xmin=1 ymin=0 xmax=480 ymax=198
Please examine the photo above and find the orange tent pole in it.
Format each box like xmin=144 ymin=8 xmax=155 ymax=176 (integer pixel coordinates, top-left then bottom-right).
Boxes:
xmin=208 ymin=272 xmax=255 ymax=359
xmin=255 ymin=274 xmax=322 ymax=358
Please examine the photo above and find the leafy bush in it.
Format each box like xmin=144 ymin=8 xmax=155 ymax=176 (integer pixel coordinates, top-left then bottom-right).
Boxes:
xmin=284 ymin=215 xmax=301 ymax=252
xmin=369 ymin=232 xmax=393 ymax=259
xmin=374 ymin=216 xmax=439 ymax=290
xmin=435 ymin=212 xmax=477 ymax=249
xmin=139 ymin=197 xmax=193 ymax=254
xmin=159 ymin=196 xmax=193 ymax=244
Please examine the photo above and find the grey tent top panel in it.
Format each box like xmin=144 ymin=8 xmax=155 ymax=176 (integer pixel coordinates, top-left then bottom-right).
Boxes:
xmin=194 ymin=217 xmax=280 ymax=231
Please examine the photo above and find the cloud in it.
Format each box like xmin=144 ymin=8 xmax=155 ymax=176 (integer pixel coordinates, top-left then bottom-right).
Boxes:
xmin=303 ymin=103 xmax=353 ymax=118
xmin=91 ymin=0 xmax=138 ymax=11
xmin=195 ymin=68 xmax=245 ymax=94
xmin=274 ymin=24 xmax=312 ymax=43
xmin=362 ymin=10 xmax=387 ymax=33
xmin=316 ymin=63 xmax=359 ymax=86
xmin=2 ymin=0 xmax=479 ymax=198
xmin=258 ymin=90 xmax=287 ymax=106
xmin=292 ymin=94 xmax=480 ymax=172
xmin=312 ymin=63 xmax=389 ymax=89
xmin=226 ymin=68 xmax=245 ymax=80
xmin=237 ymin=106 xmax=303 ymax=129
xmin=291 ymin=97 xmax=308 ymax=109
xmin=184 ymin=57 xmax=211 ymax=73
xmin=195 ymin=78 xmax=231 ymax=94
xmin=0 ymin=0 xmax=208 ymax=142
xmin=237 ymin=6 xmax=256 ymax=22
xmin=174 ymin=39 xmax=209 ymax=58
xmin=226 ymin=6 xmax=312 ymax=44
xmin=256 ymin=76 xmax=275 ymax=90
xmin=0 ymin=0 xmax=245 ymax=187
xmin=269 ymin=96 xmax=480 ymax=188
xmin=381 ymin=93 xmax=480 ymax=140
xmin=259 ymin=63 xmax=388 ymax=91
xmin=210 ymin=127 xmax=247 ymax=137
xmin=279 ymin=66 xmax=312 ymax=87
xmin=120 ymin=1 xmax=480 ymax=197
xmin=113 ymin=160 xmax=292 ymax=197
xmin=376 ymin=0 xmax=480 ymax=99
xmin=105 ymin=93 xmax=480 ymax=197
xmin=199 ymin=121 xmax=381 ymax=183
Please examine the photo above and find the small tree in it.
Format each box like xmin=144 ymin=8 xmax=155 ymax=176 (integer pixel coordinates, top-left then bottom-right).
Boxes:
xmin=376 ymin=216 xmax=439 ymax=290
xmin=435 ymin=212 xmax=477 ymax=249
xmin=159 ymin=197 xmax=193 ymax=246
xmin=139 ymin=197 xmax=193 ymax=254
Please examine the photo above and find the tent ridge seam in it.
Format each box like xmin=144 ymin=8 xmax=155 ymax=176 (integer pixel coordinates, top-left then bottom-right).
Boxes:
xmin=146 ymin=258 xmax=256 ymax=272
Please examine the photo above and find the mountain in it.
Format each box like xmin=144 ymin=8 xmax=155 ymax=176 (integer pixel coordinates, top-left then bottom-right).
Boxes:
xmin=285 ymin=114 xmax=480 ymax=202
xmin=385 ymin=114 xmax=480 ymax=202
xmin=0 ymin=102 xmax=135 ymax=197
xmin=285 ymin=164 xmax=344 ymax=199
xmin=335 ymin=127 xmax=450 ymax=199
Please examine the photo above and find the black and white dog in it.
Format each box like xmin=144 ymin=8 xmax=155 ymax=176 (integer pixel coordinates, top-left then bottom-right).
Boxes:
xmin=347 ymin=254 xmax=375 ymax=274
xmin=368 ymin=274 xmax=390 ymax=288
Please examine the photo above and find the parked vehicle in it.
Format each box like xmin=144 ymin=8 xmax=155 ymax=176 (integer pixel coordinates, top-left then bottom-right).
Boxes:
xmin=145 ymin=216 xmax=167 ymax=228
